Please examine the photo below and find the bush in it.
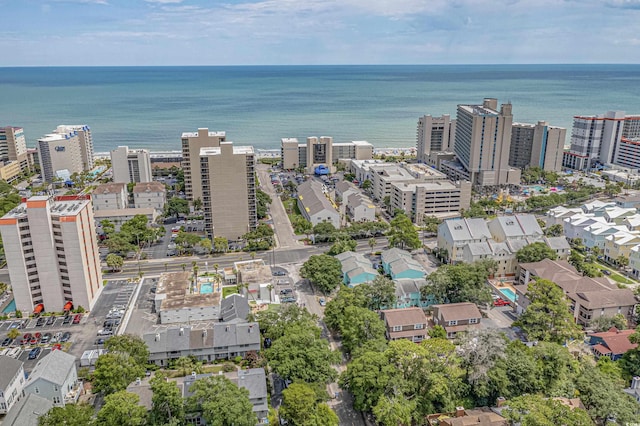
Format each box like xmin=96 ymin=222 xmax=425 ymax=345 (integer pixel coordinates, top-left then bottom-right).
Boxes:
xmin=222 ymin=363 xmax=236 ymax=372
xmin=234 ymin=356 xmax=243 ymax=364
xmin=15 ymin=310 xmax=22 ymax=318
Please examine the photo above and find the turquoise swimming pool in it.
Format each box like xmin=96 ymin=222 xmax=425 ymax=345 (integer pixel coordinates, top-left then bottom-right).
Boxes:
xmin=200 ymin=283 xmax=214 ymax=294
xmin=2 ymin=300 xmax=15 ymax=313
xmin=499 ymin=288 xmax=516 ymax=302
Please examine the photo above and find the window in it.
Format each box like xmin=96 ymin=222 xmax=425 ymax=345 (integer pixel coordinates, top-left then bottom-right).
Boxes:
xmin=392 ymin=325 xmax=402 ymax=332
xmin=53 ymin=396 xmax=61 ymax=404
xmin=448 ymin=320 xmax=458 ymax=326
xmin=54 ymin=385 xmax=59 ymax=392
xmin=414 ymin=323 xmax=424 ymax=330
xmin=469 ymin=318 xmax=479 ymax=324
xmin=34 ymin=387 xmax=39 ymax=394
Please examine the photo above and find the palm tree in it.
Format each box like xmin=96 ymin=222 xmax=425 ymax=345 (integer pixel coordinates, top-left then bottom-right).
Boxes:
xmin=368 ymin=237 xmax=376 ymax=254
xmin=181 ymin=263 xmax=186 ymax=272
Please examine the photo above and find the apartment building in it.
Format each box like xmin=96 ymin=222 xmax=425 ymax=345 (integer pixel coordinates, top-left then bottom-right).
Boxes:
xmin=91 ymin=183 xmax=128 ymax=211
xmin=390 ymin=180 xmax=471 ymax=222
xmin=296 ymin=180 xmax=340 ymax=228
xmin=416 ymin=114 xmax=456 ymax=163
xmin=437 ymin=218 xmax=492 ymax=263
xmin=509 ymin=121 xmax=566 ymax=172
xmin=37 ymin=125 xmax=93 ymax=182
xmin=181 ymin=128 xmax=226 ymax=201
xmin=200 ymin=143 xmax=257 ymax=241
xmin=334 ymin=181 xmax=375 ymax=223
xmin=280 ymin=137 xmax=373 ymax=172
xmin=0 ymin=127 xmax=32 ymax=182
xmin=0 ymin=195 xmax=103 ymax=313
xmin=562 ymin=111 xmax=640 ymax=171
xmin=133 ymin=182 xmax=166 ymax=211
xmin=449 ymin=98 xmax=521 ymax=187
xmin=110 ymin=146 xmax=153 ymax=183
xmin=24 ymin=350 xmax=81 ymax=406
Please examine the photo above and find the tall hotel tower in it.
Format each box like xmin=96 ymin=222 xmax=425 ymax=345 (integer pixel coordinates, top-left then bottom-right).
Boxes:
xmin=37 ymin=125 xmax=94 ymax=182
xmin=0 ymin=195 xmax=103 ymax=314
xmin=416 ymin=115 xmax=456 ymax=163
xmin=181 ymin=128 xmax=226 ymax=201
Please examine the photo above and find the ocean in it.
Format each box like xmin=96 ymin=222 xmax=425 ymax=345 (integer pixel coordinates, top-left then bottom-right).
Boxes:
xmin=1 ymin=64 xmax=640 ymax=152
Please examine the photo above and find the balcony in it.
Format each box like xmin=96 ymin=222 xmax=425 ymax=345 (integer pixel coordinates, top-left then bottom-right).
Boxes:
xmin=63 ymin=382 xmax=84 ymax=405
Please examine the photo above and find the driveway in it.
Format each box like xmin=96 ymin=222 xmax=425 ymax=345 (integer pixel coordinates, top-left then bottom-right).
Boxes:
xmin=256 ymin=164 xmax=299 ymax=249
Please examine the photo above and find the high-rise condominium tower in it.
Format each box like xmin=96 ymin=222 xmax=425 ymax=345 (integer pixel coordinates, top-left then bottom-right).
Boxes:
xmin=0 ymin=195 xmax=103 ymax=313
xmin=110 ymin=146 xmax=153 ymax=183
xmin=416 ymin=115 xmax=456 ymax=163
xmin=509 ymin=121 xmax=566 ymax=172
xmin=181 ymin=128 xmax=226 ymax=201
xmin=37 ymin=125 xmax=94 ymax=182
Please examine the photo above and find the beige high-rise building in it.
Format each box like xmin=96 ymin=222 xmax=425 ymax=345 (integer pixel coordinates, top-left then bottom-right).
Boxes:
xmin=280 ymin=137 xmax=373 ymax=172
xmin=416 ymin=114 xmax=456 ymax=163
xmin=0 ymin=126 xmax=34 ymax=182
xmin=37 ymin=125 xmax=94 ymax=182
xmin=181 ymin=128 xmax=226 ymax=201
xmin=200 ymin=142 xmax=257 ymax=241
xmin=110 ymin=146 xmax=153 ymax=183
xmin=509 ymin=121 xmax=566 ymax=172
xmin=0 ymin=195 xmax=103 ymax=314
xmin=449 ymin=98 xmax=520 ymax=187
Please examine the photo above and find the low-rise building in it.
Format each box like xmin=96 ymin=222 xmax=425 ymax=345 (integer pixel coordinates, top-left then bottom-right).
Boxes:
xmin=543 ymin=236 xmax=571 ymax=260
xmin=487 ymin=214 xmax=544 ymax=243
xmin=604 ymin=231 xmax=640 ymax=263
xmin=0 ymin=355 xmax=25 ymax=414
xmin=234 ymin=259 xmax=275 ymax=302
xmin=144 ymin=322 xmax=261 ymax=366
xmin=92 ymin=183 xmax=128 ymax=211
xmin=426 ymin=407 xmax=508 ymax=426
xmin=296 ymin=180 xmax=340 ymax=229
xmin=93 ymin=207 xmax=158 ymax=230
xmin=624 ymin=376 xmax=640 ymax=403
xmin=154 ymin=271 xmax=221 ymax=324
xmin=432 ymin=302 xmax=482 ymax=338
xmin=381 ymin=307 xmax=428 ymax=342
xmin=462 ymin=240 xmax=515 ymax=277
xmin=389 ymin=179 xmax=471 ymax=222
xmin=133 ymin=182 xmax=166 ymax=211
xmin=614 ymin=193 xmax=640 ymax=209
xmin=588 ymin=327 xmax=638 ymax=361
xmin=516 ymin=259 xmax=638 ymax=327
xmin=24 ymin=350 xmax=81 ymax=406
xmin=437 ymin=218 xmax=492 ymax=264
xmin=335 ymin=251 xmax=378 ymax=287
xmin=1 ymin=393 xmax=53 ymax=426
xmin=393 ymin=278 xmax=433 ymax=309
xmin=381 ymin=248 xmax=426 ymax=280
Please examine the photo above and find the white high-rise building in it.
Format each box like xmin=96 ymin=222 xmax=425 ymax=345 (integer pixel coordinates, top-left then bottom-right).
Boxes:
xmin=181 ymin=128 xmax=226 ymax=202
xmin=37 ymin=125 xmax=94 ymax=182
xmin=0 ymin=195 xmax=103 ymax=313
xmin=110 ymin=146 xmax=153 ymax=183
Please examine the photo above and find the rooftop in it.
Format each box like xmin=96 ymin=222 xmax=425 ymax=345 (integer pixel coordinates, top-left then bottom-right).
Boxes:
xmin=433 ymin=302 xmax=482 ymax=322
xmin=1 ymin=393 xmax=53 ymax=426
xmin=181 ymin=129 xmax=225 ymax=138
xmin=93 ymin=182 xmax=126 ymax=195
xmin=297 ymin=180 xmax=339 ymax=217
xmin=133 ymin=181 xmax=166 ymax=193
xmin=1 ymin=196 xmax=91 ymax=220
xmin=200 ymin=145 xmax=254 ymax=156
xmin=0 ymin=355 xmax=23 ymax=390
xmin=382 ymin=307 xmax=427 ymax=327
xmin=156 ymin=271 xmax=220 ymax=310
xmin=27 ymin=349 xmax=76 ymax=386
xmin=234 ymin=259 xmax=273 ymax=285
xmin=93 ymin=207 xmax=156 ymax=218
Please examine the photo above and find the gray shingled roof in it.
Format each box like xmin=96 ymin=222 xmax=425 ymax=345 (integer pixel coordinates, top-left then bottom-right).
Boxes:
xmin=220 ymin=294 xmax=250 ymax=322
xmin=213 ymin=322 xmax=260 ymax=348
xmin=27 ymin=350 xmax=75 ymax=386
xmin=442 ymin=218 xmax=491 ymax=242
xmin=144 ymin=327 xmax=192 ymax=355
xmin=1 ymin=393 xmax=53 ymax=426
xmin=297 ymin=180 xmax=338 ymax=217
xmin=0 ymin=355 xmax=24 ymax=391
xmin=544 ymin=236 xmax=570 ymax=250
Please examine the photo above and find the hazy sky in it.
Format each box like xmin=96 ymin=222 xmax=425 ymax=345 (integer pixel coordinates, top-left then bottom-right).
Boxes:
xmin=2 ymin=0 xmax=640 ymax=66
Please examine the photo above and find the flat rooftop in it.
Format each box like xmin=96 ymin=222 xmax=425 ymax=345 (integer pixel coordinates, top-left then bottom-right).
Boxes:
xmin=200 ymin=145 xmax=254 ymax=156
xmin=1 ymin=196 xmax=91 ymax=220
xmin=156 ymin=271 xmax=220 ymax=310
xmin=459 ymin=104 xmax=499 ymax=116
xmin=182 ymin=130 xmax=226 ymax=138
xmin=234 ymin=260 xmax=272 ymax=285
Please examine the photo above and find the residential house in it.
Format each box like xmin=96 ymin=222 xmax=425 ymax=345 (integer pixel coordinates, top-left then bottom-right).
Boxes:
xmin=437 ymin=218 xmax=492 ymax=263
xmin=133 ymin=181 xmax=167 ymax=212
xmin=487 ymin=214 xmax=543 ymax=243
xmin=603 ymin=207 xmax=637 ymax=224
xmin=614 ymin=193 xmax=640 ymax=209
xmin=1 ymin=393 xmax=53 ymax=426
xmin=24 ymin=350 xmax=81 ymax=406
xmin=394 ymin=278 xmax=433 ymax=308
xmin=220 ymin=294 xmax=250 ymax=323
xmin=335 ymin=181 xmax=376 ymax=223
xmin=546 ymin=206 xmax=585 ymax=227
xmin=426 ymin=407 xmax=508 ymax=426
xmin=91 ymin=182 xmax=128 ymax=211
xmin=581 ymin=223 xmax=628 ymax=251
xmin=543 ymin=236 xmax=571 ymax=260
xmin=296 ymin=180 xmax=340 ymax=228
xmin=381 ymin=248 xmax=426 ymax=279
xmin=630 ymin=245 xmax=640 ymax=279
xmin=462 ymin=240 xmax=515 ymax=277
xmin=335 ymin=251 xmax=378 ymax=287
xmin=380 ymin=307 xmax=428 ymax=343
xmin=144 ymin=322 xmax=261 ymax=367
xmin=624 ymin=376 xmax=640 ymax=403
xmin=604 ymin=231 xmax=640 ymax=263
xmin=0 ymin=355 xmax=25 ymax=414
xmin=623 ymin=214 xmax=640 ymax=231
xmin=516 ymin=259 xmax=638 ymax=326
xmin=582 ymin=200 xmax=617 ymax=215
xmin=588 ymin=327 xmax=638 ymax=361
xmin=94 ymin=207 xmax=158 ymax=230
xmin=563 ymin=215 xmax=607 ymax=241
xmin=431 ymin=302 xmax=482 ymax=338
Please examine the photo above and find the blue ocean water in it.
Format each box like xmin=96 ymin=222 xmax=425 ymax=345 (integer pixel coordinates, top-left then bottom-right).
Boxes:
xmin=1 ymin=65 xmax=639 ymax=152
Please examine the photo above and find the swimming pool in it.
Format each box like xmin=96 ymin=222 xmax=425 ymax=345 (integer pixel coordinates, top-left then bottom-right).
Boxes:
xmin=499 ymin=288 xmax=516 ymax=302
xmin=2 ymin=300 xmax=15 ymax=314
xmin=200 ymin=283 xmax=214 ymax=294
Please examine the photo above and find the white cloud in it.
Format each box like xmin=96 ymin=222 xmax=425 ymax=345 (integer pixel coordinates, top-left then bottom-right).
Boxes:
xmin=146 ymin=0 xmax=184 ymax=4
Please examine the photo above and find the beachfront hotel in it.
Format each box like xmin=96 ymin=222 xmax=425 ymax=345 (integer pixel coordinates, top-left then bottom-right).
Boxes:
xmin=280 ymin=137 xmax=373 ymax=173
xmin=0 ymin=195 xmax=103 ymax=314
xmin=181 ymin=128 xmax=226 ymax=201
xmin=110 ymin=145 xmax=153 ymax=184
xmin=0 ymin=126 xmax=35 ymax=183
xmin=416 ymin=114 xmax=456 ymax=163
xmin=509 ymin=121 xmax=566 ymax=172
xmin=37 ymin=125 xmax=94 ymax=182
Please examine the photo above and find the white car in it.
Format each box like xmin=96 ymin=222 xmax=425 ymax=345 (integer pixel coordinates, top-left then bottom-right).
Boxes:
xmin=97 ymin=329 xmax=113 ymax=336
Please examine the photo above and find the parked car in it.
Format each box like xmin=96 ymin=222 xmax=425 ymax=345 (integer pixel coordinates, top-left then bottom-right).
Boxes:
xmin=319 ymin=297 xmax=326 ymax=307
xmin=60 ymin=332 xmax=71 ymax=342
xmin=601 ymin=269 xmax=612 ymax=276
xmin=95 ymin=338 xmax=105 ymax=346
xmin=1 ymin=338 xmax=13 ymax=347
xmin=29 ymin=335 xmax=39 ymax=345
xmin=52 ymin=344 xmax=62 ymax=351
xmin=272 ymin=271 xmax=286 ymax=276
xmin=41 ymin=333 xmax=52 ymax=344
xmin=51 ymin=332 xmax=62 ymax=343
xmin=46 ymin=316 xmax=56 ymax=325
xmin=279 ymin=289 xmax=293 ymax=295
xmin=6 ymin=347 xmax=21 ymax=358
xmin=21 ymin=333 xmax=32 ymax=345
xmin=97 ymin=329 xmax=113 ymax=337
xmin=493 ymin=298 xmax=510 ymax=307
xmin=28 ymin=347 xmax=42 ymax=360
xmin=104 ymin=319 xmax=121 ymax=328
xmin=62 ymin=316 xmax=72 ymax=325
xmin=72 ymin=314 xmax=82 ymax=324
xmin=281 ymin=297 xmax=296 ymax=303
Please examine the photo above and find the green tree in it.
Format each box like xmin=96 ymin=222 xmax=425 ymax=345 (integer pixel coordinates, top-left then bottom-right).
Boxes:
xmin=326 ymin=238 xmax=357 ymax=255
xmin=265 ymin=324 xmax=340 ymax=383
xmin=101 ymin=219 xmax=116 ymax=237
xmin=104 ymin=334 xmax=150 ymax=367
xmin=93 ymin=353 xmax=146 ymax=395
xmin=197 ymin=238 xmax=212 ymax=255
xmin=387 ymin=213 xmax=421 ymax=250
xmin=39 ymin=403 xmax=95 ymax=426
xmin=617 ymin=254 xmax=629 ymax=268
xmin=313 ymin=222 xmax=338 ymax=243
xmin=254 ymin=304 xmax=318 ymax=341
xmin=428 ymin=325 xmax=447 ymax=339
xmin=457 ymin=329 xmax=507 ymax=401
xmin=96 ymin=391 xmax=148 ymax=426
xmin=280 ymin=383 xmax=339 ymax=426
xmin=516 ymin=242 xmax=559 ymax=263
xmin=193 ymin=197 xmax=203 ymax=211
xmin=174 ymin=356 xmax=202 ymax=377
xmin=7 ymin=327 xmax=20 ymax=340
xmin=186 ymin=375 xmax=256 ymax=426
xmin=358 ymin=276 xmax=396 ymax=310
xmin=590 ymin=314 xmax=628 ymax=332
xmin=422 ymin=216 xmax=441 ymax=235
xmin=106 ymin=232 xmax=135 ymax=255
xmin=105 ymin=253 xmax=124 ymax=272
xmin=174 ymin=231 xmax=201 ymax=253
xmin=165 ymin=197 xmax=189 ymax=219
xmin=545 ymin=223 xmax=564 ymax=237
xmin=513 ymin=278 xmax=582 ymax=344
xmin=422 ymin=260 xmax=494 ymax=306
xmin=361 ymin=179 xmax=373 ymax=191
xmin=339 ymin=305 xmax=387 ymax=354
xmin=368 ymin=237 xmax=376 ymax=253
xmin=150 ymin=373 xmax=185 ymax=426
xmin=372 ymin=395 xmax=415 ymax=426
xmin=256 ymin=188 xmax=272 ymax=219
xmin=504 ymin=394 xmax=594 ymax=426
xmin=620 ymin=331 xmax=640 ymax=377
xmin=339 ymin=350 xmax=396 ymax=412
xmin=300 ymin=254 xmax=343 ymax=294
xmin=323 ymin=286 xmax=368 ymax=332
xmin=213 ymin=236 xmax=228 ymax=253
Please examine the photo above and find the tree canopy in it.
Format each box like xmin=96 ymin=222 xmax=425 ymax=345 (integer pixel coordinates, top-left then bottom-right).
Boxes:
xmin=39 ymin=404 xmax=95 ymax=426
xmin=421 ymin=259 xmax=494 ymax=306
xmin=186 ymin=375 xmax=257 ymax=426
xmin=93 ymin=353 xmax=146 ymax=395
xmin=300 ymin=254 xmax=343 ymax=294
xmin=387 ymin=213 xmax=421 ymax=250
xmin=165 ymin=197 xmax=189 ymax=219
xmin=516 ymin=241 xmax=558 ymax=263
xmin=150 ymin=372 xmax=185 ymax=425
xmin=504 ymin=394 xmax=593 ymax=426
xmin=96 ymin=391 xmax=148 ymax=426
xmin=280 ymin=383 xmax=339 ymax=426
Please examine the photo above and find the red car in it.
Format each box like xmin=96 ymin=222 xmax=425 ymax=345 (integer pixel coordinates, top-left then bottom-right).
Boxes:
xmin=21 ymin=333 xmax=32 ymax=345
xmin=52 ymin=344 xmax=62 ymax=351
xmin=72 ymin=314 xmax=82 ymax=324
xmin=493 ymin=298 xmax=510 ymax=307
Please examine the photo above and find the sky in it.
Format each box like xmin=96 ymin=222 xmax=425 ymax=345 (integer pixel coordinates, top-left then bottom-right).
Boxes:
xmin=1 ymin=0 xmax=640 ymax=66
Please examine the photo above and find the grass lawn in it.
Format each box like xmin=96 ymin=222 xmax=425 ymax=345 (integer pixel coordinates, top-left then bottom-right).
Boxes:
xmin=607 ymin=272 xmax=633 ymax=285
xmin=222 ymin=286 xmax=238 ymax=298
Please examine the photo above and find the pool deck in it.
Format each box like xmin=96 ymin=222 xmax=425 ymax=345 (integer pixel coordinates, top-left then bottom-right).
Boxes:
xmin=488 ymin=278 xmax=517 ymax=303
